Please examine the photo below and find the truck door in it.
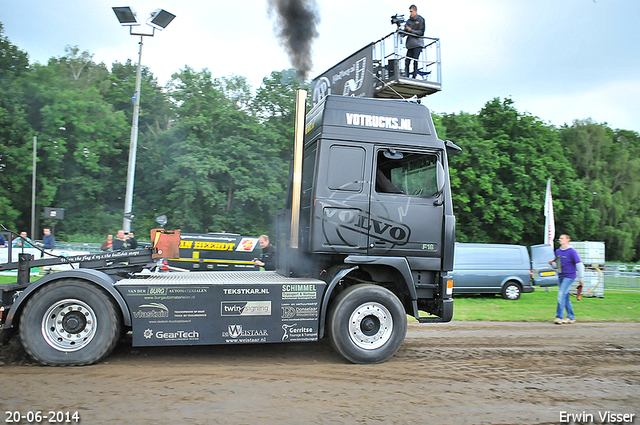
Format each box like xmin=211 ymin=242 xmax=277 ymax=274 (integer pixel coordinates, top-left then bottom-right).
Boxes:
xmin=368 ymin=147 xmax=444 ymax=260
xmin=313 ymin=141 xmax=373 ymax=254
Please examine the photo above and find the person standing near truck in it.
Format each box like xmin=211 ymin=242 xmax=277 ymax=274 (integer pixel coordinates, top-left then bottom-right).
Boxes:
xmin=13 ymin=231 xmax=35 ymax=248
xmin=112 ymin=230 xmax=138 ymax=251
xmin=38 ymin=227 xmax=55 ymax=249
xmin=101 ymin=234 xmax=113 ymax=251
xmin=549 ymin=234 xmax=584 ymax=324
xmin=254 ymin=235 xmax=276 ymax=271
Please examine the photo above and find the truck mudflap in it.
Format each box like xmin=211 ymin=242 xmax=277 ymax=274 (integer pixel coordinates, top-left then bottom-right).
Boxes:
xmin=418 ymin=298 xmax=453 ymax=323
xmin=115 ymin=271 xmax=326 ymax=346
xmin=1 ymin=304 xmax=12 ymax=344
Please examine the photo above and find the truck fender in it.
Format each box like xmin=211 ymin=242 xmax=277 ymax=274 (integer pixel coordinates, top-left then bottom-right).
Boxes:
xmin=3 ymin=268 xmax=132 ymax=333
xmin=318 ymin=266 xmax=359 ymax=338
xmin=344 ymin=255 xmax=420 ymax=317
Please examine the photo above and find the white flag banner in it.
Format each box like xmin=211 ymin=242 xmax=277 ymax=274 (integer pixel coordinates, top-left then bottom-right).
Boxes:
xmin=544 ymin=179 xmax=555 ymax=245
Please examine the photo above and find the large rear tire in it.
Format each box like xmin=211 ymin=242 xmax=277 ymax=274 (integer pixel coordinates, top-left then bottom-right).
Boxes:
xmin=327 ymin=284 xmax=407 ymax=364
xmin=20 ymin=279 xmax=121 ymax=366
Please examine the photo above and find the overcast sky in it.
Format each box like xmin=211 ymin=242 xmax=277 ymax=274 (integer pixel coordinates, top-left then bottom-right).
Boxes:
xmin=2 ymin=0 xmax=639 ymax=132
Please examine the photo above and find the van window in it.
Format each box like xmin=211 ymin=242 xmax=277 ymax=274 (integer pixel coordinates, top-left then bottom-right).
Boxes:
xmin=375 ymin=150 xmax=438 ymax=197
xmin=455 ymin=246 xmax=524 ymax=266
xmin=327 ymin=145 xmax=365 ymax=192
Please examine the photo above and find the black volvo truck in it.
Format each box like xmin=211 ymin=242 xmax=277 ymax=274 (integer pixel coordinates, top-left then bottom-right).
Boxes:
xmin=0 ymin=93 xmax=459 ymax=366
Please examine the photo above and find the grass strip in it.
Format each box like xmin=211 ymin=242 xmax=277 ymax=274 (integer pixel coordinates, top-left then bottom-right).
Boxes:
xmin=450 ymin=288 xmax=639 ymax=322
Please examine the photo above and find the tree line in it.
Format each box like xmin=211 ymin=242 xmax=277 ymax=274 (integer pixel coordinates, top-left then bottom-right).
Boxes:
xmin=1 ymin=25 xmax=638 ymax=261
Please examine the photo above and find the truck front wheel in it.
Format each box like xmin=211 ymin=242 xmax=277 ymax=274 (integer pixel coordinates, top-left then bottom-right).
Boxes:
xmin=327 ymin=284 xmax=407 ymax=364
xmin=20 ymin=279 xmax=121 ymax=366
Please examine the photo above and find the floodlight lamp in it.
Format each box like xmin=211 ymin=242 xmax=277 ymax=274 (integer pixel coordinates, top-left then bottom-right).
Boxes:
xmin=112 ymin=6 xmax=140 ymax=26
xmin=146 ymin=9 xmax=176 ymax=30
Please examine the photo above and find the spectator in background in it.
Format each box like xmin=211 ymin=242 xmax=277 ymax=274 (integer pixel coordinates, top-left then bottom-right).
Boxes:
xmin=101 ymin=234 xmax=113 ymax=251
xmin=113 ymin=230 xmax=138 ymax=251
xmin=549 ymin=234 xmax=584 ymax=325
xmin=253 ymin=235 xmax=276 ymax=271
xmin=13 ymin=231 xmax=36 ymax=248
xmin=0 ymin=233 xmax=7 ymax=247
xmin=37 ymin=227 xmax=56 ymax=249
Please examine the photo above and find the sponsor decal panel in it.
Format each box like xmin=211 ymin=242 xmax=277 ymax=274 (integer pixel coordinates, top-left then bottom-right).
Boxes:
xmin=174 ymin=310 xmax=207 ymax=318
xmin=132 ymin=302 xmax=206 ymax=325
xmin=144 ymin=328 xmax=200 ymax=342
xmin=223 ymin=288 xmax=270 ymax=295
xmin=236 ymin=238 xmax=259 ymax=252
xmin=282 ymin=323 xmax=317 ymax=342
xmin=282 ymin=284 xmax=317 ymax=300
xmin=281 ymin=302 xmax=319 ymax=321
xmin=222 ymin=324 xmax=269 ymax=344
xmin=221 ymin=301 xmax=272 ymax=316
xmin=345 ymin=113 xmax=413 ymax=131
xmin=133 ymin=302 xmax=169 ymax=319
xmin=124 ymin=285 xmax=213 ymax=345
xmin=125 ymin=286 xmax=208 ymax=302
xmin=125 ymin=281 xmax=324 ymax=346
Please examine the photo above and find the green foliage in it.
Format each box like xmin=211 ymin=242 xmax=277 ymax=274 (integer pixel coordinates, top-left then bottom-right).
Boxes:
xmin=23 ymin=47 xmax=130 ymax=236
xmin=440 ymin=98 xmax=639 ymax=262
xmin=560 ymin=122 xmax=640 ymax=261
xmin=0 ymin=24 xmax=31 ymax=230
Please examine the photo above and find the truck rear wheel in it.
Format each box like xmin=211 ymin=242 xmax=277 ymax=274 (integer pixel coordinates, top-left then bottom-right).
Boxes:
xmin=327 ymin=284 xmax=407 ymax=364
xmin=20 ymin=279 xmax=121 ymax=366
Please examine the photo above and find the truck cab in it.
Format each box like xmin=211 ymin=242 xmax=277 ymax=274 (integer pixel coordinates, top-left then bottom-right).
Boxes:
xmin=280 ymin=95 xmax=458 ymax=324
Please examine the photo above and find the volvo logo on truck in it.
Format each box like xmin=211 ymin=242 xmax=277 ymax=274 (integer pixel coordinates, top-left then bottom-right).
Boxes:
xmin=323 ymin=208 xmax=411 ymax=245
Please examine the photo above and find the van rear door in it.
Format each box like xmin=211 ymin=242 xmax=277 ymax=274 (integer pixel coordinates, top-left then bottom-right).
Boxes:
xmin=530 ymin=244 xmax=559 ymax=287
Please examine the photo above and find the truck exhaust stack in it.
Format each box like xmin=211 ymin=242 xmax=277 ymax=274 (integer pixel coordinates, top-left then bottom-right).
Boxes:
xmin=289 ymin=89 xmax=306 ymax=249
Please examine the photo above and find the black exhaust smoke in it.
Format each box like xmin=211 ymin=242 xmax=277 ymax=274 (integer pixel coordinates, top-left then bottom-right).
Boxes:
xmin=267 ymin=0 xmax=320 ymax=80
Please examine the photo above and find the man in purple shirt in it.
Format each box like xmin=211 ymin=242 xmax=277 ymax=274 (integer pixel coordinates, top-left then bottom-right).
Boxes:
xmin=549 ymin=234 xmax=584 ymax=324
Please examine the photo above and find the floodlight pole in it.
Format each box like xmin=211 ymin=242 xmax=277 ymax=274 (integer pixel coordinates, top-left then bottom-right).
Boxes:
xmin=122 ymin=35 xmax=144 ymax=232
xmin=115 ymin=6 xmax=175 ymax=232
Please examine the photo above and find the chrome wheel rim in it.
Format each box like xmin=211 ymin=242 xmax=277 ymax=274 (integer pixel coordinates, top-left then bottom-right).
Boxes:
xmin=348 ymin=302 xmax=393 ymax=350
xmin=41 ymin=299 xmax=97 ymax=352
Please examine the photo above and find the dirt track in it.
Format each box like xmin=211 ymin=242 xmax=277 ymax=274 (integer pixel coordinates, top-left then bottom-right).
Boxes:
xmin=1 ymin=321 xmax=639 ymax=425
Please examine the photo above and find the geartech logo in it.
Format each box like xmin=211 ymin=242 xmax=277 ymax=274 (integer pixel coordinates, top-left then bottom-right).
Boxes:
xmin=149 ymin=329 xmax=200 ymax=340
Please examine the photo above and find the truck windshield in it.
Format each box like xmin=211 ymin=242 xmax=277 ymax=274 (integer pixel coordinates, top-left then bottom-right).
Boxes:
xmin=375 ymin=150 xmax=438 ymax=197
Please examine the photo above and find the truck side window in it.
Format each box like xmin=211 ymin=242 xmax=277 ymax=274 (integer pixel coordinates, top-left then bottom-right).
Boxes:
xmin=327 ymin=145 xmax=365 ymax=192
xmin=375 ymin=150 xmax=438 ymax=197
